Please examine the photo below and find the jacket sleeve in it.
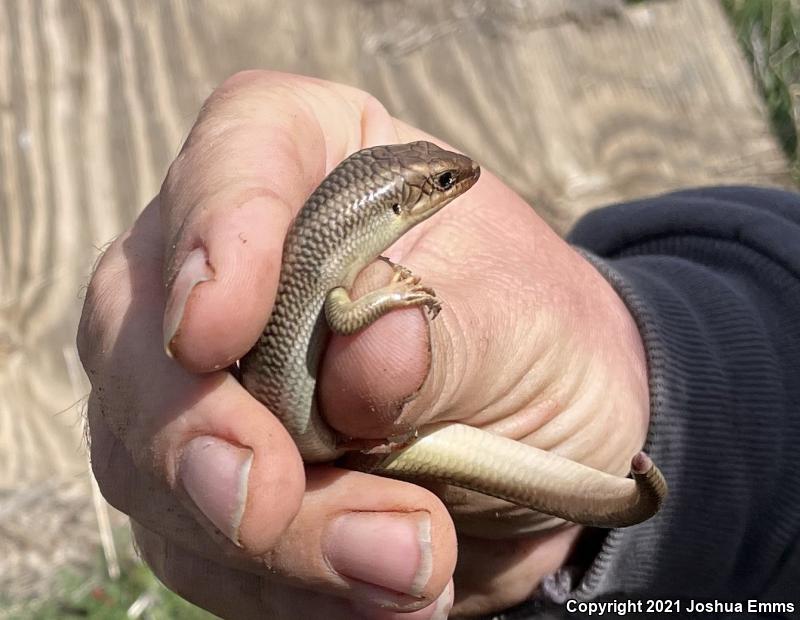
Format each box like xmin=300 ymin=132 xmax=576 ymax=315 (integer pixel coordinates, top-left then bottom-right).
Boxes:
xmin=551 ymin=186 xmax=800 ymax=605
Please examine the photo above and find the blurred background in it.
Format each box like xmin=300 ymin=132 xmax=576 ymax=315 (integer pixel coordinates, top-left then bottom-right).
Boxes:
xmin=0 ymin=0 xmax=797 ymax=617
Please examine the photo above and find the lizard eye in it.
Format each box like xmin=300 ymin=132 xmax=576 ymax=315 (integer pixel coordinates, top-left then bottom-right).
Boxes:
xmin=434 ymin=171 xmax=456 ymax=191
xmin=392 ymin=203 xmax=402 ymax=215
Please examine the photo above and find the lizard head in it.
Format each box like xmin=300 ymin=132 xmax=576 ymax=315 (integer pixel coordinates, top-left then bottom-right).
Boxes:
xmin=392 ymin=141 xmax=481 ymax=222
xmin=313 ymin=141 xmax=481 ymax=281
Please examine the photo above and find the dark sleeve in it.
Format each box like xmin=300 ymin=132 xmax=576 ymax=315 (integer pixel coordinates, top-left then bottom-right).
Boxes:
xmin=492 ymin=187 xmax=800 ymax=619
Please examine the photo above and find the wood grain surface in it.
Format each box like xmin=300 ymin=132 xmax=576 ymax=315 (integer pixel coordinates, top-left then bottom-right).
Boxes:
xmin=0 ymin=0 xmax=792 ymax=601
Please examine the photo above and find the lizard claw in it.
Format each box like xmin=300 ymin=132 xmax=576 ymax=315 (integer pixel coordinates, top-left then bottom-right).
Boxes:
xmin=404 ymin=284 xmax=441 ymax=318
xmin=379 ymin=257 xmax=419 ymax=284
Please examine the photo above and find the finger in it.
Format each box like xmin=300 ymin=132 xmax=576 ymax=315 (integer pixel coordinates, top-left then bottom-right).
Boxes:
xmin=79 ymin=199 xmax=306 ymax=552
xmin=160 ymin=70 xmax=401 ymax=371
xmin=134 ymin=521 xmax=455 ymax=620
xmin=318 ymin=259 xmax=434 ymax=438
xmin=451 ymin=530 xmax=584 ymax=617
xmin=263 ymin=465 xmax=456 ymax=607
xmin=92 ymin=405 xmax=457 ymax=608
xmin=89 ymin=409 xmax=251 ymax=566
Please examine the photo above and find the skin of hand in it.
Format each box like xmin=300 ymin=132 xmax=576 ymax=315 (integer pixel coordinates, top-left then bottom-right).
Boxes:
xmin=77 ymin=71 xmax=650 ymax=619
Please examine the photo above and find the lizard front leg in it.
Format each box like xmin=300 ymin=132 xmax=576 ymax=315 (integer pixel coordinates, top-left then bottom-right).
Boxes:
xmin=324 ymin=258 xmax=441 ymax=336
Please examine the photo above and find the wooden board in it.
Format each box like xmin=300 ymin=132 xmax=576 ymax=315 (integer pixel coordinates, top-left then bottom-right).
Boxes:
xmin=0 ymin=0 xmax=792 ymax=600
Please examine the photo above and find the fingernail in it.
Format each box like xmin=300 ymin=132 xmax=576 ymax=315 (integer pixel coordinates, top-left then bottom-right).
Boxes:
xmin=352 ymin=579 xmax=453 ymax=618
xmin=179 ymin=436 xmax=252 ymax=545
xmin=325 ymin=511 xmax=432 ymax=599
xmin=163 ymin=247 xmax=214 ymax=357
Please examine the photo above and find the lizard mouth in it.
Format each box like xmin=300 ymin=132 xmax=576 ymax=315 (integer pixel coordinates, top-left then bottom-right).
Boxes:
xmin=456 ymin=162 xmax=481 ymax=193
xmin=448 ymin=160 xmax=481 ymax=201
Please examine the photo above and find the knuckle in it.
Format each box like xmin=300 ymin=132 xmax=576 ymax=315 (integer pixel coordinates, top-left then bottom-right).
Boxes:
xmin=354 ymin=90 xmax=393 ymax=125
xmin=87 ymin=404 xmax=133 ymax=513
xmin=163 ymin=73 xmax=280 ymax=204
xmin=159 ymin=147 xmax=190 ymax=210
xmin=90 ymin=455 xmax=129 ymax=516
xmin=213 ymin=69 xmax=319 ymax=104
xmin=131 ymin=522 xmax=171 ymax=583
xmin=76 ymin=234 xmax=130 ymax=373
xmin=156 ymin=556 xmax=192 ymax=600
xmin=359 ymin=90 xmax=387 ymax=111
xmin=137 ymin=527 xmax=269 ymax=619
xmin=197 ymin=70 xmax=282 ymax=128
xmin=216 ymin=69 xmax=274 ymax=96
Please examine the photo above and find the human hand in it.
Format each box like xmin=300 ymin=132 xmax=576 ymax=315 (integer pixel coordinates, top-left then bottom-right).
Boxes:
xmin=78 ymin=71 xmax=650 ymax=618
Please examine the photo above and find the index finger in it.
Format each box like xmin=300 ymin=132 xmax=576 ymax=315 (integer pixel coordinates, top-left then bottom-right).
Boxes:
xmin=161 ymin=70 xmax=401 ymax=371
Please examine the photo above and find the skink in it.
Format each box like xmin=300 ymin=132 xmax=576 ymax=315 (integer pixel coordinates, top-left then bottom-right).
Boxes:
xmin=241 ymin=141 xmax=667 ymax=528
